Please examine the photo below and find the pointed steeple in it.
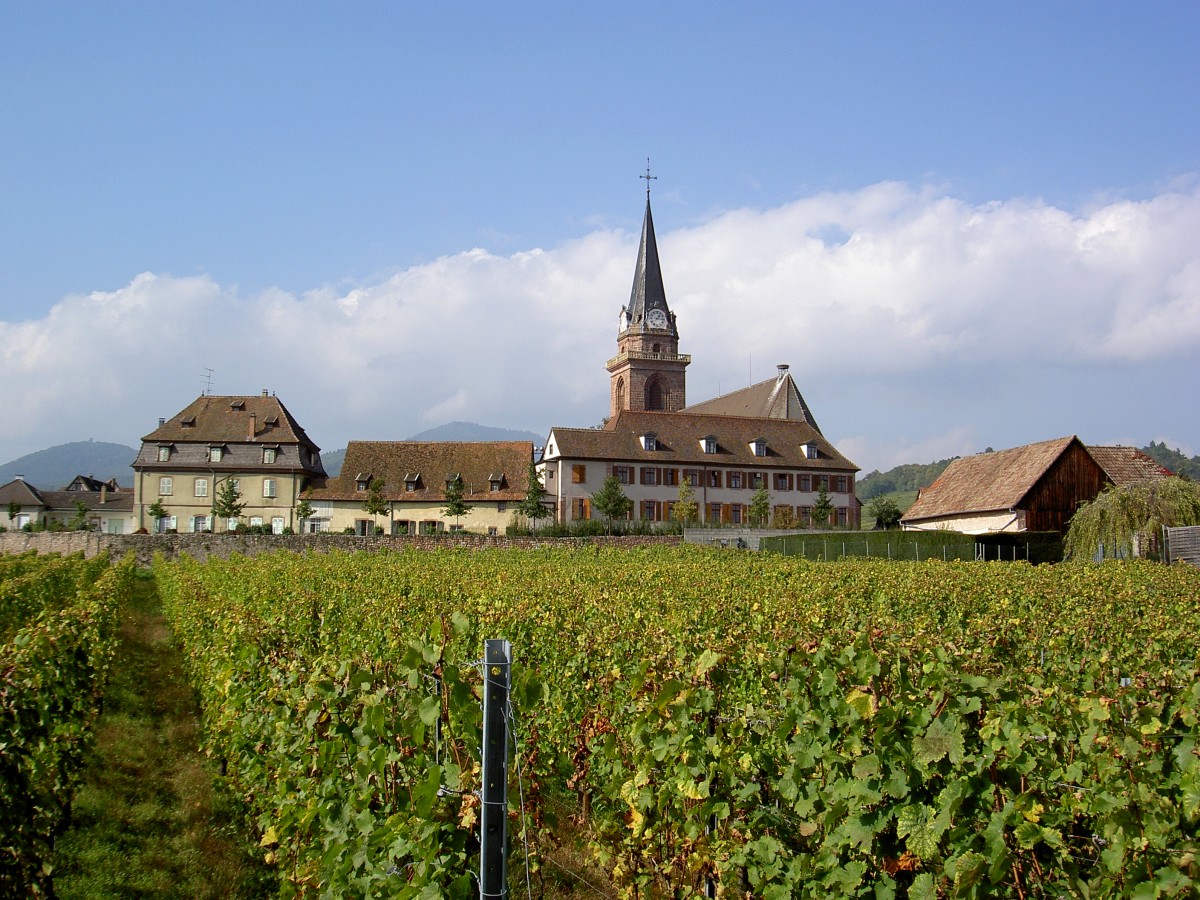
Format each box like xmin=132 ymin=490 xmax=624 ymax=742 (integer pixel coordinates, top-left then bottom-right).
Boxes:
xmin=626 ymin=196 xmax=671 ymax=330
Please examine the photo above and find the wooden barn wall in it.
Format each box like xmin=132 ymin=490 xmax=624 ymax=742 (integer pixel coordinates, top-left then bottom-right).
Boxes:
xmin=1022 ymin=442 xmax=1108 ymax=533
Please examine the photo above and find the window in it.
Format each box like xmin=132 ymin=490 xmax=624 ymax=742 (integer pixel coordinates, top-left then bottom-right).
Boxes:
xmin=701 ymin=436 xmax=717 ymax=454
xmin=837 ymin=508 xmax=848 ymax=527
xmin=614 ymin=466 xmax=632 ymax=485
xmin=684 ymin=469 xmax=700 ymax=487
xmin=271 ymin=517 xmax=285 ymax=535
xmin=571 ymin=464 xmax=586 ymax=484
xmin=263 ymin=478 xmax=277 ymax=498
xmin=642 ymin=500 xmax=658 ymax=521
xmin=707 ymin=503 xmax=723 ymax=523
xmin=800 ymin=507 xmax=812 ymax=526
xmin=728 ymin=472 xmax=742 ymax=489
xmin=159 ymin=476 xmax=173 ymax=496
xmin=263 ymin=447 xmax=277 ymax=464
xmin=356 ymin=479 xmax=370 ymax=492
xmin=749 ymin=473 xmax=764 ymax=489
xmin=818 ymin=475 xmax=829 ymax=491
xmin=230 ymin=478 xmax=240 ymax=494
xmin=209 ymin=446 xmax=223 ymax=463
xmin=803 ymin=443 xmax=819 ymax=460
xmin=800 ymin=474 xmax=812 ymax=492
xmin=250 ymin=517 xmax=263 ymax=527
xmin=752 ymin=439 xmax=767 ymax=457
xmin=662 ymin=468 xmax=679 ymax=486
xmin=572 ymin=498 xmax=589 ymax=519
xmin=194 ymin=478 xmax=208 ymax=498
xmin=226 ymin=518 xmax=238 ymax=531
xmin=405 ymin=479 xmax=419 ymax=492
xmin=835 ymin=475 xmax=849 ymax=493
xmin=731 ymin=503 xmax=743 ymax=525
xmin=487 ymin=527 xmax=498 ymax=536
xmin=190 ymin=515 xmax=209 ymax=533
xmin=489 ymin=479 xmax=502 ymax=492
xmin=708 ymin=470 xmax=722 ymax=488
xmin=640 ymin=432 xmax=657 ymax=451
xmin=497 ymin=502 xmax=507 ymax=512
xmin=157 ymin=445 xmax=171 ymax=462
xmin=774 ymin=473 xmax=790 ymax=491
xmin=640 ymin=467 xmax=658 ymax=485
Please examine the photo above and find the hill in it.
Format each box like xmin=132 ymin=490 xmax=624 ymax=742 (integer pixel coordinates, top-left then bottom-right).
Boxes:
xmin=1141 ymin=442 xmax=1200 ymax=480
xmin=856 ymin=458 xmax=958 ymax=500
xmin=0 ymin=441 xmax=137 ymax=489
xmin=320 ymin=422 xmax=543 ymax=478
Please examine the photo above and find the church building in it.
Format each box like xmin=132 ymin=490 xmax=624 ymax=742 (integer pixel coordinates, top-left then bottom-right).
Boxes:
xmin=541 ymin=187 xmax=859 ymax=528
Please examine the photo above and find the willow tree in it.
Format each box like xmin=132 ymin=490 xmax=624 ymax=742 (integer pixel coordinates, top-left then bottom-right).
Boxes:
xmin=1064 ymin=477 xmax=1200 ymax=561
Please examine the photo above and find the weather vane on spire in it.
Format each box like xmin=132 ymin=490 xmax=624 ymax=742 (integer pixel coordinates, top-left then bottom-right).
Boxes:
xmin=640 ymin=157 xmax=656 ymax=197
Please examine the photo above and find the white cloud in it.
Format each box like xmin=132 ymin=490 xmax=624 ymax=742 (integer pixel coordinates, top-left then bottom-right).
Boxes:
xmin=1 ymin=180 xmax=1198 ymax=475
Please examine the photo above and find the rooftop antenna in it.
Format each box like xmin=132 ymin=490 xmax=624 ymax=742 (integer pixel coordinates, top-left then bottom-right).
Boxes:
xmin=640 ymin=157 xmax=656 ymax=198
xmin=201 ymin=367 xmax=214 ymax=396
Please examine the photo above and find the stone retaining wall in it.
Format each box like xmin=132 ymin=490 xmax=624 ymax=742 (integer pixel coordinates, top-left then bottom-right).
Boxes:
xmin=0 ymin=531 xmax=682 ymax=567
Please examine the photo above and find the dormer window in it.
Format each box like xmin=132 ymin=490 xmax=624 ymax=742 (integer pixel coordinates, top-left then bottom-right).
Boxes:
xmin=640 ymin=432 xmax=658 ymax=451
xmin=751 ymin=438 xmax=767 ymax=458
xmin=230 ymin=400 xmax=245 ymax=410
xmin=701 ymin=435 xmax=718 ymax=455
xmin=209 ymin=445 xmax=224 ymax=463
xmin=445 ymin=473 xmax=463 ymax=490
xmin=802 ymin=442 xmax=819 ymax=460
xmin=355 ymin=473 xmax=372 ymax=492
xmin=265 ymin=415 xmax=279 ymax=428
xmin=157 ymin=445 xmax=172 ymax=462
xmin=262 ymin=447 xmax=277 ymax=464
xmin=488 ymin=473 xmax=505 ymax=492
xmin=181 ymin=415 xmax=196 ymax=428
xmin=404 ymin=473 xmax=421 ymax=492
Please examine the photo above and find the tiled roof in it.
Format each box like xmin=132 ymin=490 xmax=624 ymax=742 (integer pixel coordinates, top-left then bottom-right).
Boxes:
xmin=141 ymin=394 xmax=321 ymax=451
xmin=547 ymin=409 xmax=856 ymax=471
xmin=682 ymin=368 xmax=822 ymax=432
xmin=902 ymin=436 xmax=1078 ymax=522
xmin=0 ymin=479 xmax=46 ymax=507
xmin=1086 ymin=446 xmax=1174 ymax=484
xmin=309 ymin=441 xmax=533 ymax=502
xmin=38 ymin=491 xmax=134 ymax=513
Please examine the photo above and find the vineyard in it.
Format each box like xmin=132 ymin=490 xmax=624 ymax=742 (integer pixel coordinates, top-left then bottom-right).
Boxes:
xmin=0 ymin=550 xmax=136 ymax=896
xmin=145 ymin=547 xmax=1199 ymax=898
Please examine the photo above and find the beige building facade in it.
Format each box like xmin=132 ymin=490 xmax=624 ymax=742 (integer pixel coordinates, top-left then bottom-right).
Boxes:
xmin=131 ymin=392 xmax=327 ymax=533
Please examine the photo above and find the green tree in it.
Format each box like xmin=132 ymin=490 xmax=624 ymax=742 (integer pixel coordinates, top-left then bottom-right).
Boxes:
xmin=772 ymin=506 xmax=796 ymax=529
xmin=69 ymin=500 xmax=90 ymax=531
xmin=441 ymin=474 xmax=472 ymax=529
xmin=590 ymin=475 xmax=632 ymax=533
xmin=363 ymin=477 xmax=389 ymax=535
xmin=867 ymin=496 xmax=903 ymax=530
xmin=673 ymin=478 xmax=698 ymax=526
xmin=517 ymin=462 xmax=551 ymax=525
xmin=748 ymin=484 xmax=770 ymax=526
xmin=294 ymin=491 xmax=315 ymax=534
xmin=1065 ymin=477 xmax=1200 ymax=561
xmin=147 ymin=498 xmax=168 ymax=532
xmin=812 ymin=485 xmax=834 ymax=528
xmin=8 ymin=500 xmax=22 ymax=527
xmin=212 ymin=478 xmax=246 ymax=532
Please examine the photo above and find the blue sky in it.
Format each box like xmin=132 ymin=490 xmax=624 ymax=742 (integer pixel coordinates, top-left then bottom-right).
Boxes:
xmin=2 ymin=3 xmax=1198 ymax=475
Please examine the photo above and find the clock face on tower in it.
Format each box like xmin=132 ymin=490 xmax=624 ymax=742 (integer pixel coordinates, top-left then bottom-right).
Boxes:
xmin=646 ymin=308 xmax=668 ymax=329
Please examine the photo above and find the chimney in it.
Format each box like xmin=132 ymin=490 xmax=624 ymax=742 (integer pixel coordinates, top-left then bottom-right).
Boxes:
xmin=100 ymin=485 xmax=107 ymax=504
xmin=158 ymin=417 xmax=166 ymax=427
xmin=14 ymin=474 xmax=23 ymax=481
xmin=261 ymin=389 xmax=269 ymax=397
xmin=248 ymin=413 xmax=257 ymax=440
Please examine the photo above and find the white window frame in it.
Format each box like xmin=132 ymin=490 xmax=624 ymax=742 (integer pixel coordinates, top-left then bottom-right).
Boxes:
xmin=263 ymin=447 xmax=277 ymax=464
xmin=194 ymin=477 xmax=208 ymax=498
xmin=209 ymin=446 xmax=223 ymax=463
xmin=263 ymin=478 xmax=277 ymax=498
xmin=159 ymin=476 xmax=173 ymax=496
xmin=157 ymin=445 xmax=171 ymax=462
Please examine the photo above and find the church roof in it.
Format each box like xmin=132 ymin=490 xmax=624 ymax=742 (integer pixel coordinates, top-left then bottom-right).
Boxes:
xmin=683 ymin=366 xmax=822 ymax=433
xmin=626 ymin=196 xmax=669 ymax=325
xmin=546 ymin=410 xmax=856 ymax=471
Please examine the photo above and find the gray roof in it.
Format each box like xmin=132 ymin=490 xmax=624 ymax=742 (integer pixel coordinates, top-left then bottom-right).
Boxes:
xmin=624 ymin=197 xmax=674 ymax=332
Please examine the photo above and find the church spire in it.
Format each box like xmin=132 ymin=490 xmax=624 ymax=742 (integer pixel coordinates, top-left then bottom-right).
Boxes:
xmin=625 ymin=194 xmax=673 ymax=334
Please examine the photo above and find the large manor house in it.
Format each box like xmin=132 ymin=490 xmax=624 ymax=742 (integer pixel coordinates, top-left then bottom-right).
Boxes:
xmin=6 ymin=190 xmax=862 ymax=535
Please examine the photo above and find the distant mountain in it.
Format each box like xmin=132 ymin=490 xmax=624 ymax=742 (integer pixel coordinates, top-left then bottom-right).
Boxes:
xmin=319 ymin=423 xmax=545 ymax=478
xmin=0 ymin=441 xmax=138 ymax=490
xmin=407 ymin=421 xmax=544 ymax=445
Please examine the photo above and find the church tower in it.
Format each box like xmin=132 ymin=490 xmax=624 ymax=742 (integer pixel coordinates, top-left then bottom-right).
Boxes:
xmin=606 ymin=187 xmax=690 ymax=418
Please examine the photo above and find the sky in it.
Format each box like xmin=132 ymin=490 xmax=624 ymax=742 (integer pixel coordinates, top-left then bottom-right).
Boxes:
xmin=2 ymin=3 xmax=1198 ymax=476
